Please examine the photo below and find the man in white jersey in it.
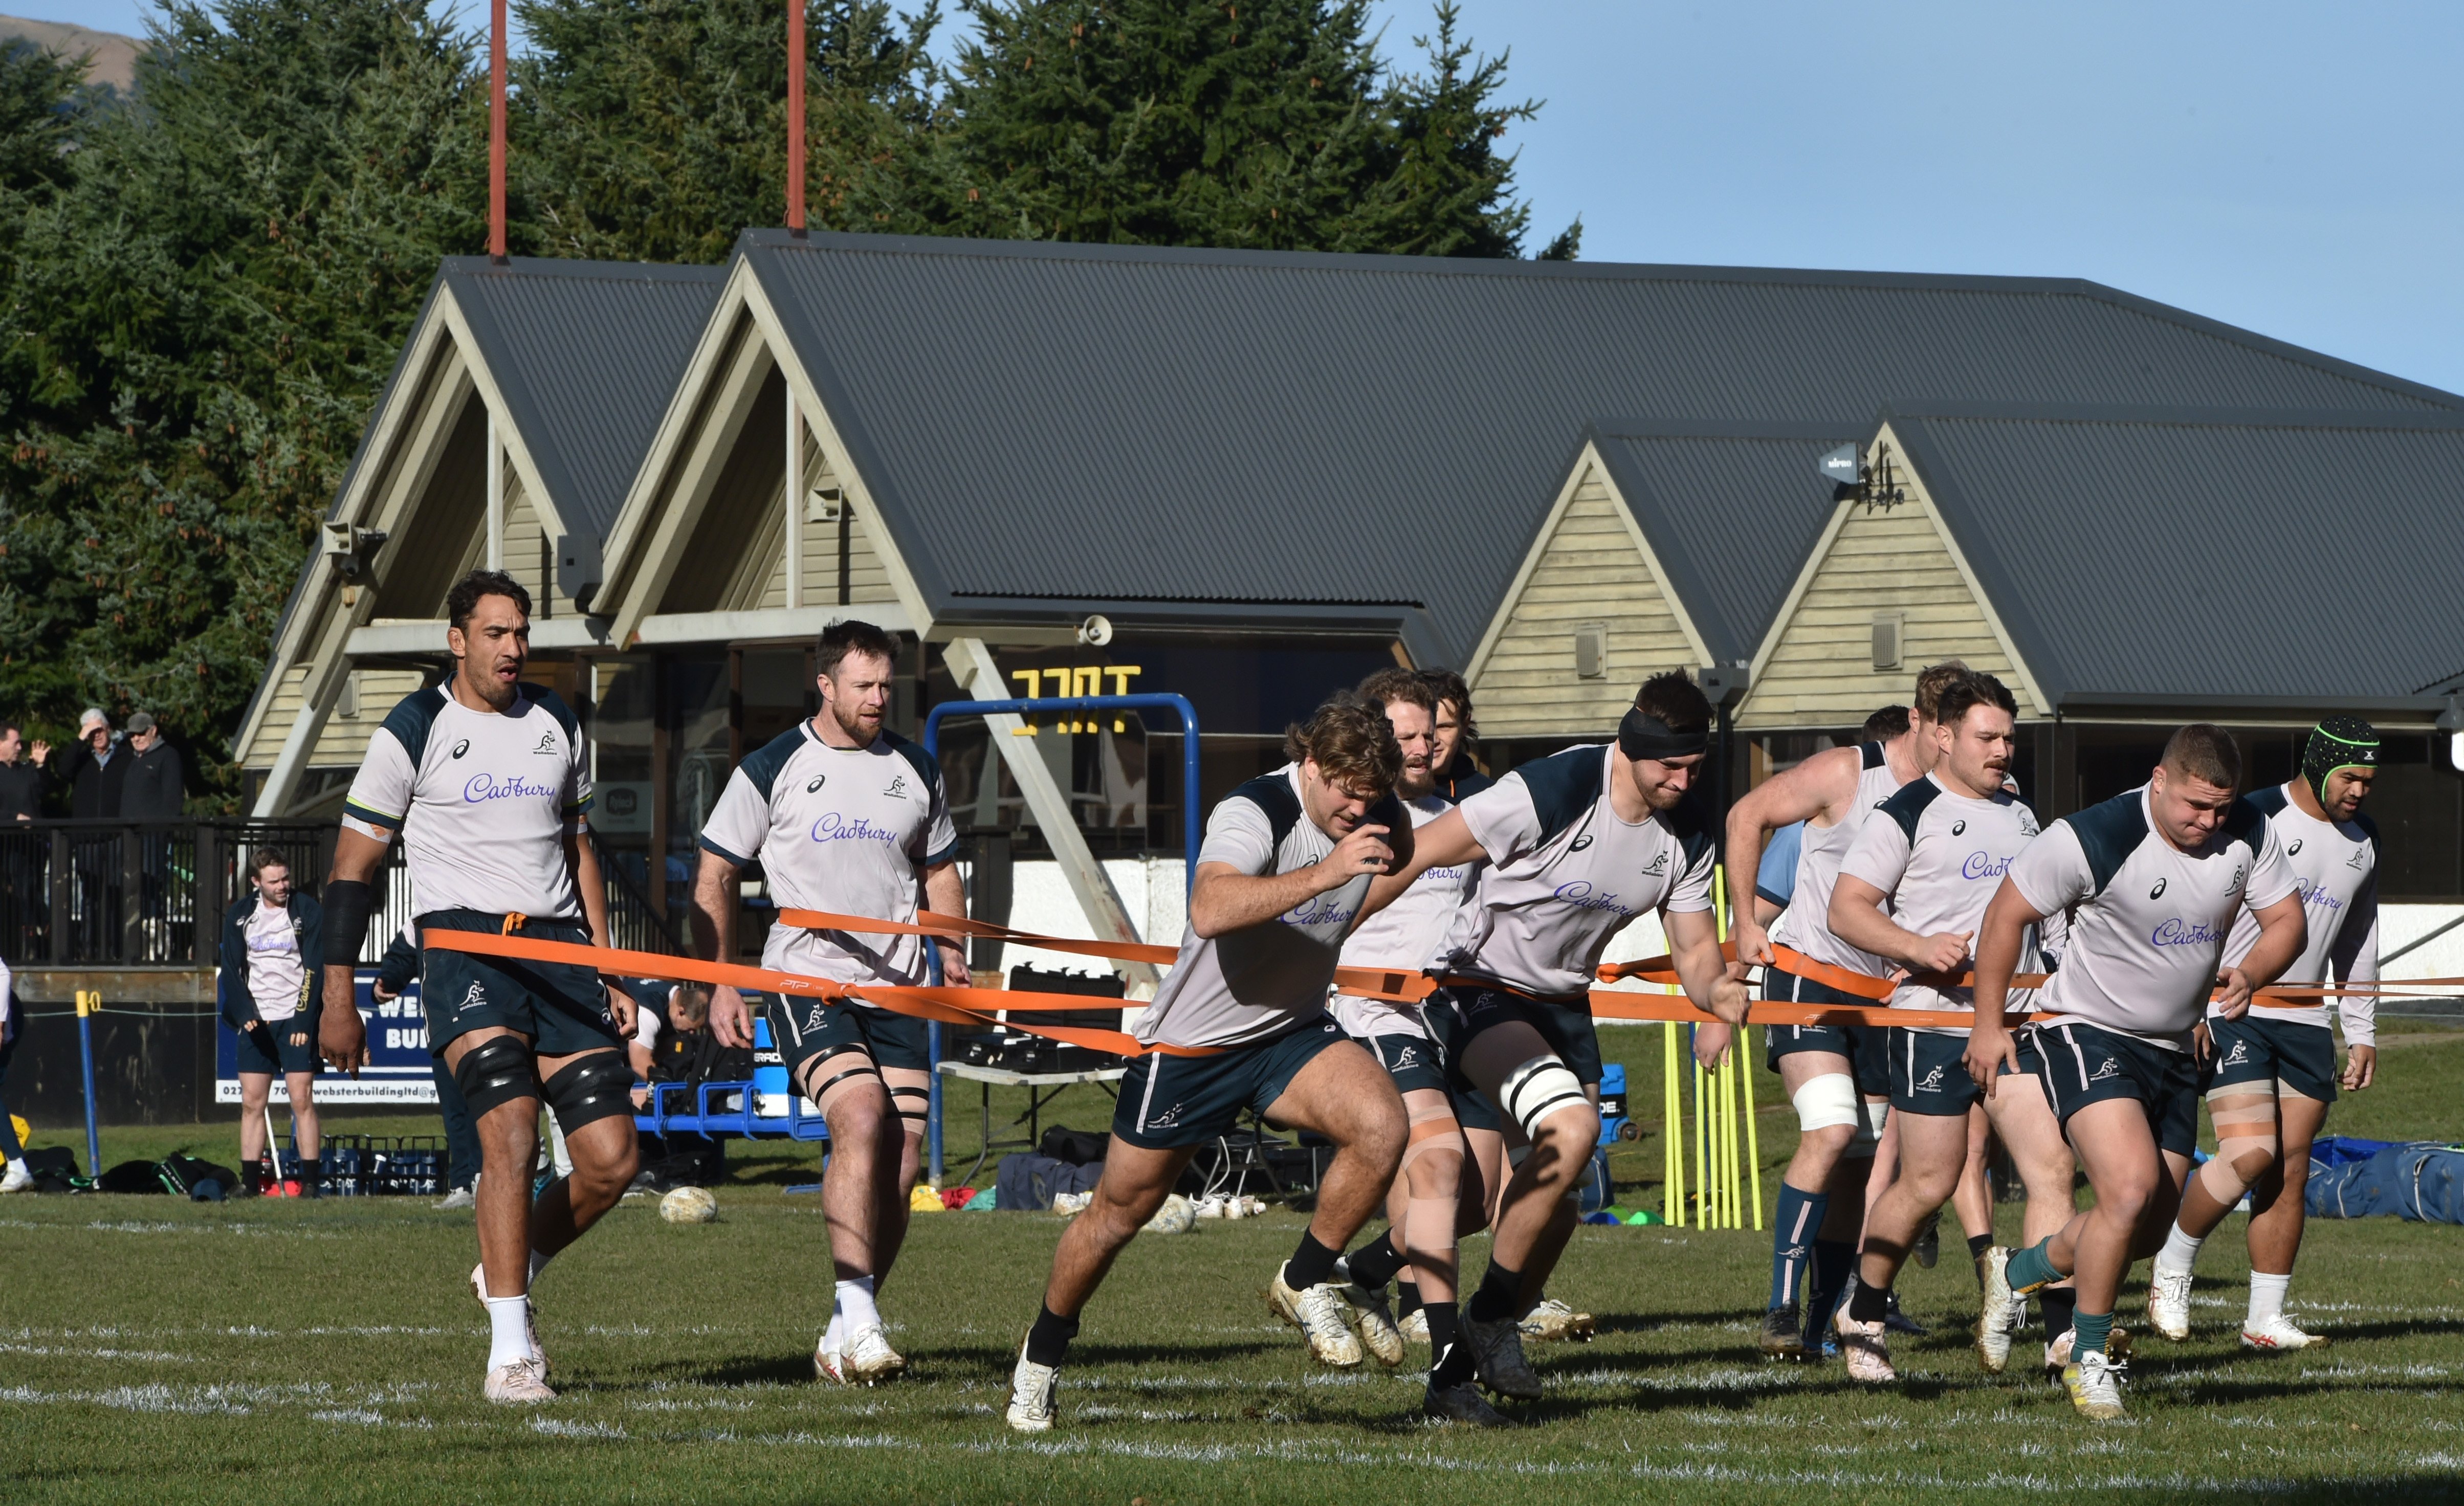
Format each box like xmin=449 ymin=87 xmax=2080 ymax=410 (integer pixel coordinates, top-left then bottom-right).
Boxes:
xmin=694 ymin=619 xmax=965 ymax=1387
xmin=2147 ymin=717 xmax=2382 ymax=1351
xmin=1726 ymin=665 xmax=1962 ymax=1359
xmin=219 ymin=850 xmax=325 ymax=1196
xmin=1320 ymin=669 xmax=1501 ymax=1424
xmin=1825 ymin=671 xmax=2073 ymax=1379
xmin=318 ymin=570 xmax=634 ymax=1404
xmin=1972 ymin=724 xmax=2304 ymax=1420
xmin=1007 ymin=698 xmax=1413 ymax=1431
xmin=1380 ymin=670 xmax=1748 ymax=1402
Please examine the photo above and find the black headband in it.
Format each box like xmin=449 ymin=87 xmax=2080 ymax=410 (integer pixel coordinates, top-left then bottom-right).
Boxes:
xmin=1618 ymin=706 xmax=1708 ymax=763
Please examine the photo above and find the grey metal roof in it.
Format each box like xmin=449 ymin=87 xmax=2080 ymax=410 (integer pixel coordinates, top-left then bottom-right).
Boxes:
xmin=1885 ymin=404 xmax=2464 ymax=707
xmin=442 ymin=256 xmax=725 ymax=539
xmin=1586 ymin=421 xmax=1857 ymax=669
xmin=741 ymin=229 xmax=2459 ymax=665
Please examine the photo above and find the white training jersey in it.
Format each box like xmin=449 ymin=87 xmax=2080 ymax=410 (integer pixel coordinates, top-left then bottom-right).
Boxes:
xmin=1332 ymin=793 xmax=1479 ymax=1040
xmin=2006 ymin=785 xmax=2298 ymax=1050
xmin=2219 ymin=783 xmax=2380 ymax=1046
xmin=1839 ymin=772 xmax=2059 ymax=1037
xmin=243 ymin=901 xmax=310 ymax=1023
xmin=1433 ymin=744 xmax=1717 ymax=1000
xmin=342 ymin=684 xmax=591 ymax=921
xmin=697 ymin=721 xmax=959 ymax=991
xmin=1137 ymin=766 xmax=1406 ymax=1051
xmin=1773 ymin=741 xmax=1904 ymax=980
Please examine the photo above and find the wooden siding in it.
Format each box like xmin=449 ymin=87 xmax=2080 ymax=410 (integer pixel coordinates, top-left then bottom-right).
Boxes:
xmin=794 ymin=435 xmax=897 ymax=607
xmin=659 ymin=368 xmax=787 ymax=614
xmin=1740 ymin=484 xmax=2033 ymax=729
xmin=1476 ymin=465 xmax=1699 ymax=737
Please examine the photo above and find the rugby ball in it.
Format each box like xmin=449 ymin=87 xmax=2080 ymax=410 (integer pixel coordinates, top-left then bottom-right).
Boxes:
xmin=659 ymin=1186 xmax=719 ymax=1224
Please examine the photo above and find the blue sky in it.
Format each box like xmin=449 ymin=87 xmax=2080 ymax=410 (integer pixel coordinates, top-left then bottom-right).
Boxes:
xmin=31 ymin=0 xmax=2464 ymax=393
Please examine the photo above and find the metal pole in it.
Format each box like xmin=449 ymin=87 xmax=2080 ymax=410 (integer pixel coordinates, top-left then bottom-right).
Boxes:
xmin=76 ymin=990 xmax=100 ymax=1178
xmin=924 ymin=946 xmax=943 ymax=1187
xmin=488 ymin=0 xmax=507 ymax=261
xmin=786 ymin=0 xmax=806 ymax=233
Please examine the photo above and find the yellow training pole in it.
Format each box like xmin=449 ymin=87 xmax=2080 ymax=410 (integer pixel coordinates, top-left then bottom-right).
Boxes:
xmin=1725 ymin=1051 xmax=1745 ymax=1228
xmin=1692 ymin=1043 xmax=1708 ymax=1229
xmin=1662 ymin=1021 xmax=1684 ymax=1226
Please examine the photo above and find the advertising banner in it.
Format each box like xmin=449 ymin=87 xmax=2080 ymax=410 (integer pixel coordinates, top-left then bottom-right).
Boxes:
xmin=214 ymin=968 xmax=436 ymax=1104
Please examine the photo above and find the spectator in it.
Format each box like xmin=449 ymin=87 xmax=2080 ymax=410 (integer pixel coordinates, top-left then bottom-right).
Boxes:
xmin=219 ymin=850 xmax=324 ymax=1197
xmin=119 ymin=713 xmax=185 ymax=821
xmin=0 ymin=953 xmax=25 ymax=1192
xmin=628 ymin=981 xmax=715 ymax=1109
xmin=0 ymin=723 xmax=45 ymax=822
xmin=48 ymin=708 xmax=126 ymax=818
xmin=373 ymin=924 xmax=479 ymax=1210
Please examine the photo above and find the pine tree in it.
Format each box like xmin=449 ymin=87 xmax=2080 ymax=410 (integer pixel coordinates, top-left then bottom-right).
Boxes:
xmin=512 ymin=0 xmax=943 ymax=264
xmin=931 ymin=0 xmax=1539 ymax=255
xmin=0 ymin=0 xmax=485 ymax=808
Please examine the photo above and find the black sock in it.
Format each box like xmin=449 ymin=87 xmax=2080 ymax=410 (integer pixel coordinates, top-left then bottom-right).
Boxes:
xmin=1968 ymin=1233 xmax=1994 ymax=1279
xmin=1396 ymin=1280 xmax=1424 ymax=1318
xmin=1025 ymin=1304 xmax=1080 ymax=1366
xmin=1344 ymin=1231 xmax=1409 ymax=1291
xmin=1426 ymin=1302 xmax=1476 ymax=1386
xmin=242 ymin=1162 xmax=262 ymax=1195
xmin=1465 ymin=1259 xmax=1522 ymax=1324
xmin=1285 ymin=1229 xmax=1343 ymax=1292
xmin=1848 ymin=1276 xmax=1890 ymax=1324
xmin=1803 ymin=1239 xmax=1854 ymax=1338
xmin=2041 ymin=1286 xmax=2077 ymax=1342
xmin=297 ymin=1158 xmax=321 ymax=1192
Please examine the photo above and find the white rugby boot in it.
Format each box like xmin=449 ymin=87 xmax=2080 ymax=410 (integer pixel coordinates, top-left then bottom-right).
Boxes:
xmin=2146 ymin=1264 xmax=2194 ymax=1342
xmin=1343 ymin=1280 xmax=1406 ymax=1367
xmin=1268 ymin=1263 xmax=1365 ymax=1368
xmin=818 ymin=1321 xmax=908 ymax=1385
xmin=483 ymin=1355 xmax=556 ymax=1404
xmin=2241 ymin=1314 xmax=2327 ymax=1352
xmin=2061 ymin=1347 xmax=2127 ymax=1420
xmin=1006 ymin=1336 xmax=1059 ymax=1432
xmin=1517 ymin=1296 xmax=1596 ymax=1343
xmin=1834 ymin=1303 xmax=1896 ymax=1384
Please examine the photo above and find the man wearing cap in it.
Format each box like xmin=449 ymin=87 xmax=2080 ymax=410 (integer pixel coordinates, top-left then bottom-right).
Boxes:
xmin=2145 ymin=717 xmax=2383 ymax=1352
xmin=120 ymin=713 xmax=186 ymax=822
xmin=47 ymin=708 xmax=126 ymax=818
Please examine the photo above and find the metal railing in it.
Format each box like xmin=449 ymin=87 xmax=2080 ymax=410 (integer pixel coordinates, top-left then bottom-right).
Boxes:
xmin=0 ymin=820 xmax=681 ymax=967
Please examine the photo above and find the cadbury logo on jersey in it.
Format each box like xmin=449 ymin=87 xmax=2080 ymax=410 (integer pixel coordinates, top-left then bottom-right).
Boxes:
xmin=464 ymin=772 xmax=557 ymax=803
xmin=1552 ymin=880 xmax=1636 ymax=917
xmin=1961 ymin=852 xmax=2013 ymax=881
xmin=810 ymin=812 xmax=897 ymax=846
xmin=2150 ymin=918 xmax=2222 ymax=948
xmin=2296 ymin=878 xmax=2346 ymax=914
xmin=1281 ymin=896 xmax=1358 ymax=928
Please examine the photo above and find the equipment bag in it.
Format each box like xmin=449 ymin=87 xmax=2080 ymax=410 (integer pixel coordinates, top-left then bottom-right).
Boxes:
xmin=1038 ymin=1125 xmax=1110 ymax=1166
xmin=97 ymin=1159 xmax=170 ymax=1194
xmin=2306 ymin=1142 xmax=2464 ymax=1223
xmin=158 ymin=1155 xmax=241 ymax=1198
xmin=995 ymin=1151 xmax=1103 ymax=1210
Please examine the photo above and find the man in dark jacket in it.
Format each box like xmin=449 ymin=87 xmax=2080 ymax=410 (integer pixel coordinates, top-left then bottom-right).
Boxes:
xmin=0 ymin=723 xmax=45 ymax=823
xmin=49 ymin=708 xmax=126 ymax=819
xmin=119 ymin=713 xmax=185 ymax=821
xmin=221 ymin=849 xmax=324 ymax=1197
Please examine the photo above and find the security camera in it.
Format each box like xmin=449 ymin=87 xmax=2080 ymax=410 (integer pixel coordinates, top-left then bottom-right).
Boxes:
xmin=1077 ymin=614 xmax=1113 ymax=647
xmin=322 ymin=521 xmax=388 ymax=580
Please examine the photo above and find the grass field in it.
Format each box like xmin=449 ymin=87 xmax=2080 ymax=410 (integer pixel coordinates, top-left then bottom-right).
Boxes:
xmin=5 ymin=1025 xmax=2463 ymax=1504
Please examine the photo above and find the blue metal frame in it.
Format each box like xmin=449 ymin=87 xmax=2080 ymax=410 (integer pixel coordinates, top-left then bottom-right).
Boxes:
xmin=919 ymin=693 xmax=1202 ymax=1184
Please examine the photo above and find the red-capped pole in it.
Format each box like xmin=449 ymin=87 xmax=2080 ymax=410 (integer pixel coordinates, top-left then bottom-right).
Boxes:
xmin=786 ymin=0 xmax=805 ymax=234
xmin=489 ymin=0 xmax=508 ymax=261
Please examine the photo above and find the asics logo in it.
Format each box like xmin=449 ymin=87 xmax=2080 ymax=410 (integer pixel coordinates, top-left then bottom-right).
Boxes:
xmin=806 ymin=776 xmax=827 ymax=793
xmin=2287 ymin=838 xmax=2303 ymax=857
xmin=2149 ymin=877 xmax=2168 ymax=900
xmin=1569 ymin=835 xmax=1595 ymax=853
xmin=1951 ymin=820 xmax=1967 ymax=836
xmin=451 ymin=739 xmax=470 ymax=759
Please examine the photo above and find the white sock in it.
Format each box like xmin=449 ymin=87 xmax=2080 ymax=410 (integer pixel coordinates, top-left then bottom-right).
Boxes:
xmin=824 ymin=1312 xmax=843 ymax=1356
xmin=529 ymin=1247 xmax=553 ymax=1285
xmin=485 ymin=1295 xmax=535 ymax=1369
xmin=2155 ymin=1222 xmax=2204 ymax=1275
xmin=2249 ymin=1271 xmax=2290 ymax=1326
xmin=835 ymin=1275 xmax=881 ymax=1332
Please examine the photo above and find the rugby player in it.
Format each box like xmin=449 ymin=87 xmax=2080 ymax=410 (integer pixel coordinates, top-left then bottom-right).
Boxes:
xmin=1972 ymin=725 xmax=2304 ymax=1419
xmin=1007 ymin=698 xmax=1413 ymax=1431
xmin=318 ymin=569 xmax=636 ymax=1404
xmin=1726 ymin=665 xmax=1964 ymax=1358
xmin=695 ymin=619 xmax=966 ymax=1386
xmin=222 ymin=849 xmax=324 ymax=1197
xmin=2148 ymin=718 xmax=2382 ymax=1351
xmin=1423 ymin=669 xmax=1493 ymax=802
xmin=1379 ymin=670 xmax=1750 ymax=1401
xmin=1323 ymin=669 xmax=1501 ymax=1424
xmin=1825 ymin=671 xmax=2072 ymax=1379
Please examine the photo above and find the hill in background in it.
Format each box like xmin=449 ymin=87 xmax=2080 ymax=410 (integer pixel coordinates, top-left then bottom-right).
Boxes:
xmin=1 ymin=13 xmax=139 ymax=92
